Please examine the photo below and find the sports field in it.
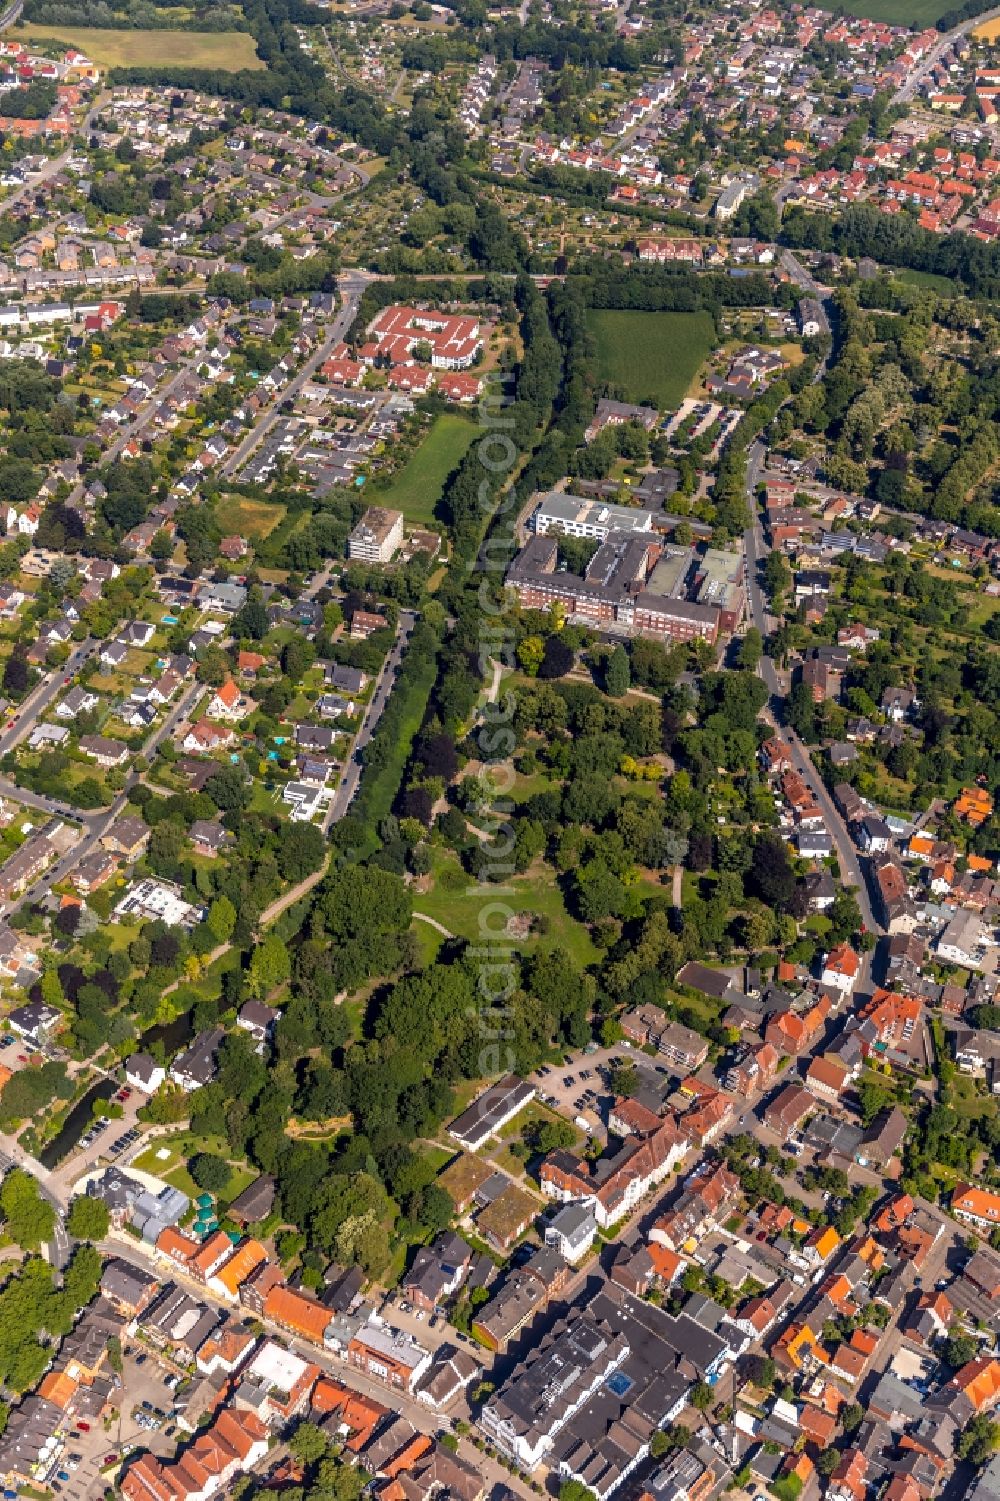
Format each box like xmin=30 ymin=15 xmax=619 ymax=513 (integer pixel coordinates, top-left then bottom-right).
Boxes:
xmin=378 ymin=413 xmax=477 ymax=524
xmin=9 ymin=23 xmax=264 ymax=69
xmin=587 ymin=308 xmax=717 ymax=410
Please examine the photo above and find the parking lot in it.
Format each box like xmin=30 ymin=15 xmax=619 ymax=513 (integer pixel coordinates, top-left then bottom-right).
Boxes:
xmin=532 ymin=1044 xmax=677 ymax=1138
xmin=49 ymin=1087 xmax=147 ymax=1197
xmin=49 ymin=1353 xmax=180 ymax=1501
xmin=381 ymin=1292 xmax=483 ymax=1362
xmin=0 ymin=1030 xmax=50 ymax=1077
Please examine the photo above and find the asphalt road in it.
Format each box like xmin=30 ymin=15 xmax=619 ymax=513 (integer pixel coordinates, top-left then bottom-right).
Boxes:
xmin=742 ymin=442 xmax=879 ymax=934
xmin=222 ymin=271 xmax=372 ymax=479
xmin=0 ymin=679 xmax=202 ymax=918
xmin=0 ymin=638 xmax=99 ymax=762
xmin=90 ymin=1234 xmax=538 ymax=1501
xmin=324 ymin=609 xmax=415 ymax=828
xmin=891 ymin=9 xmax=1000 ymax=104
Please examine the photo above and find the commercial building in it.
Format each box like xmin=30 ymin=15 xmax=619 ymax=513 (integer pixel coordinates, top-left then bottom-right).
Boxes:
xmin=347 ymin=1318 xmax=432 ymax=1392
xmin=532 ymin=492 xmax=655 ymax=541
xmin=540 ymin=1114 xmax=687 ymax=1228
xmin=480 ymin=1282 xmax=725 ymax=1491
xmin=115 ymin=877 xmax=202 ymax=928
xmin=507 ymin=533 xmax=721 ymax=645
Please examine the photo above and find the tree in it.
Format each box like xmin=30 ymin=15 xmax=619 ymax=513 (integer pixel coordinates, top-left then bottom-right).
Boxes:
xmin=277 ymin=823 xmax=326 ymax=883
xmin=0 ymin=1169 xmax=55 ymax=1250
xmin=3 ymin=649 xmax=28 ymax=696
xmin=415 ymin=1183 xmax=453 ymax=1233
xmin=517 ymin=635 xmax=544 ymax=676
xmin=958 ymin=1414 xmax=1000 ymax=1465
xmin=738 ymin=628 xmax=763 ymax=671
xmin=189 ymin=1153 xmax=230 ymax=1195
xmin=945 ymin=1330 xmax=979 ymax=1369
xmin=206 ymin=895 xmax=237 ymax=945
xmin=559 ymin=1483 xmax=597 ymax=1501
xmin=610 ymin=1062 xmax=640 ymax=1098
xmin=233 ymin=595 xmax=269 ymax=640
xmin=287 ymin=1422 xmax=329 ymax=1465
xmin=605 ymin=645 xmax=630 ymax=698
xmin=67 ymin=1195 xmax=109 ymax=1242
xmin=690 ymin=1381 xmax=713 ymax=1411
xmin=841 ymin=1402 xmax=864 ymax=1435
xmin=205 ymin=764 xmax=249 ymax=814
xmin=524 ymin=1117 xmax=576 ymax=1155
xmin=539 ymin=635 xmax=575 ymax=679
xmin=747 ymin=1354 xmax=776 ymax=1390
xmin=150 ymin=528 xmax=173 ymax=561
xmin=749 ymin=833 xmax=796 ymax=909
xmin=247 ymin=933 xmax=291 ymax=998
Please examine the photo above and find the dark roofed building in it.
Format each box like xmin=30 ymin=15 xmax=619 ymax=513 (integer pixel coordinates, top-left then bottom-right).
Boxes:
xmin=228 ymin=1175 xmax=276 ymax=1226
xmin=448 ymin=1075 xmax=536 ymax=1151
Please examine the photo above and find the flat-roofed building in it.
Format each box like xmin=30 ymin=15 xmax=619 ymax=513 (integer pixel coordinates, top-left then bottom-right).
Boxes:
xmin=348 ymin=506 xmax=404 ymax=564
xmin=448 ymin=1074 xmax=536 ymax=1150
xmin=532 ymin=492 xmax=655 ymax=540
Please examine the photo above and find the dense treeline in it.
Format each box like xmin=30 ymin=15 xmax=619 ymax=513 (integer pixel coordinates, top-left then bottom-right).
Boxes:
xmin=1 ymin=80 xmax=56 ymax=119
xmin=937 ymin=0 xmax=993 ymax=29
xmin=23 ymin=0 xmax=247 ymax=26
xmin=567 ymin=263 xmax=795 ymax=314
xmin=781 ymin=203 xmax=1000 ymax=300
xmin=780 ymin=283 xmax=1000 ymax=534
xmin=439 ymin=275 xmax=561 ymax=565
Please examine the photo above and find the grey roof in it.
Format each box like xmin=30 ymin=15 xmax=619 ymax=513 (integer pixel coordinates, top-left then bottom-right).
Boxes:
xmin=126 ymin=1051 xmax=160 ymax=1086
xmin=868 ymin=1370 xmax=928 ymax=1425
xmin=228 ymin=1173 xmax=276 ymax=1224
xmin=546 ymin=1201 xmax=597 ymax=1247
xmin=448 ymin=1074 xmax=535 ymax=1149
xmin=101 ymin=1257 xmax=157 ymax=1308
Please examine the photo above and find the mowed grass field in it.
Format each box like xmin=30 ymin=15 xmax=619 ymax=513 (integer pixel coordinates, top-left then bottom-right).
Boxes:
xmin=587 ymin=308 xmax=717 ymax=409
xmin=214 ymin=494 xmax=287 ymax=540
xmin=835 ymin=0 xmax=947 ymax=20
xmin=378 ymin=413 xmax=477 ymax=524
xmin=10 ymin=23 xmax=265 ymax=69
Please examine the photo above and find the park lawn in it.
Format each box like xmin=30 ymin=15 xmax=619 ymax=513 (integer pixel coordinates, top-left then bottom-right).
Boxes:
xmin=376 ymin=414 xmax=477 ymax=524
xmin=412 ymin=918 xmax=445 ymax=966
xmin=10 ymin=23 xmax=265 ymax=69
xmin=897 ymin=268 xmax=957 ymax=295
xmin=133 ymin=1132 xmax=257 ymax=1203
xmin=414 ymin=849 xmax=600 ymax=968
xmin=586 ymin=308 xmax=717 ymax=410
xmin=214 ymin=494 xmax=287 ymax=541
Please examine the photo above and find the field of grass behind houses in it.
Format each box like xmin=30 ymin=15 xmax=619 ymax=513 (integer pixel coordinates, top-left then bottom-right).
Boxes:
xmin=586 ymin=308 xmax=717 ymax=410
xmin=9 ymin=23 xmax=265 ymax=69
xmin=375 ymin=414 xmax=477 ymax=525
